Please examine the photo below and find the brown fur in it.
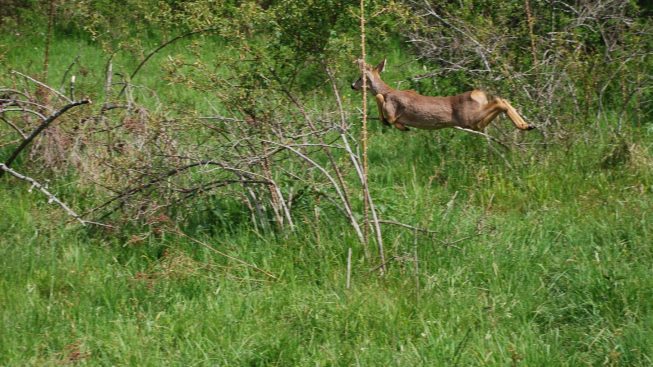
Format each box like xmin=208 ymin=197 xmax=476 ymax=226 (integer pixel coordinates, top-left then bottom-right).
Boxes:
xmin=352 ymin=59 xmax=535 ymax=132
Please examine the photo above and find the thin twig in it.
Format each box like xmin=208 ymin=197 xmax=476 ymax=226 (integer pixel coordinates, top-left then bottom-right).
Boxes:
xmin=346 ymin=247 xmax=353 ymax=289
xmin=421 ymin=1 xmax=492 ymax=72
xmin=118 ymin=27 xmax=217 ymax=97
xmin=413 ymin=230 xmax=420 ymax=298
xmin=369 ymin=255 xmax=400 ymax=273
xmin=88 ymin=160 xmax=273 ymax=220
xmin=325 ymin=65 xmax=385 ymax=271
xmin=0 ymin=98 xmax=49 ymax=110
xmin=0 ymin=107 xmax=47 ymax=120
xmin=102 ymin=54 xmax=115 ymax=112
xmin=174 ymin=229 xmax=277 ymax=280
xmin=59 ymin=55 xmax=80 ymax=91
xmin=360 ymin=0 xmax=372 ymax=252
xmin=265 ymin=141 xmax=366 ymax=244
xmin=11 ymin=70 xmax=72 ymax=103
xmin=378 ymin=219 xmax=476 ymax=249
xmin=453 ymin=126 xmax=510 ymax=151
xmin=268 ymin=69 xmax=358 ymax=240
xmin=198 ymin=116 xmax=245 ymax=123
xmin=69 ymin=75 xmax=76 ymax=100
xmin=0 ymin=163 xmax=85 ymax=225
xmin=524 ymin=0 xmax=538 ymax=66
xmin=0 ymin=116 xmax=27 ymax=139
xmin=378 ymin=219 xmax=438 ymax=235
xmin=0 ymin=89 xmax=31 ymax=100
xmin=1 ymin=98 xmax=91 ymax=175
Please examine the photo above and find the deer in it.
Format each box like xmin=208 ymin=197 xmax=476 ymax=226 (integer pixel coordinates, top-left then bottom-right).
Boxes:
xmin=351 ymin=59 xmax=535 ymax=132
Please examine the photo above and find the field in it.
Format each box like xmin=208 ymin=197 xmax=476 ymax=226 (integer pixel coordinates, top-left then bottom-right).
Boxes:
xmin=1 ymin=2 xmax=653 ymax=365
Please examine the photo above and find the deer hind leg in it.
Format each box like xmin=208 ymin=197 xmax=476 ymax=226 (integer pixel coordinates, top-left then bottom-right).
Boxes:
xmin=377 ymin=94 xmax=409 ymax=131
xmin=495 ymin=98 xmax=534 ymax=130
xmin=470 ymin=100 xmax=504 ymax=131
xmin=475 ymin=98 xmax=534 ymax=131
xmin=475 ymin=103 xmax=503 ymax=131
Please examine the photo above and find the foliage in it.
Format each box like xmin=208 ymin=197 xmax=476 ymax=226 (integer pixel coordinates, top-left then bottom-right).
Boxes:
xmin=402 ymin=0 xmax=653 ymax=130
xmin=1 ymin=1 xmax=653 ymax=364
xmin=2 ymin=128 xmax=653 ymax=365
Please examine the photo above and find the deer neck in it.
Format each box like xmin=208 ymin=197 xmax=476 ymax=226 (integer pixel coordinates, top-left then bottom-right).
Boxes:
xmin=368 ymin=75 xmax=392 ymax=96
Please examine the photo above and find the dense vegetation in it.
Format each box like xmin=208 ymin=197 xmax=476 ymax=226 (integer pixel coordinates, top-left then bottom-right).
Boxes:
xmin=1 ymin=1 xmax=652 ymax=365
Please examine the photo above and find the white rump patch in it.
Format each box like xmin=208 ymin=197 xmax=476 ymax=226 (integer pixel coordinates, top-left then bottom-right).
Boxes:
xmin=470 ymin=90 xmax=488 ymax=105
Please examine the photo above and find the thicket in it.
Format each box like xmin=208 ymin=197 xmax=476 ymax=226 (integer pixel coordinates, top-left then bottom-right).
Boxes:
xmin=1 ymin=0 xmax=652 ymax=240
xmin=406 ymin=0 xmax=653 ymax=132
xmin=2 ymin=2 xmax=653 ymax=365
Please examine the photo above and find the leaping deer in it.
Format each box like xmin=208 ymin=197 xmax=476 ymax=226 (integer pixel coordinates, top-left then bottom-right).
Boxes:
xmin=351 ymin=59 xmax=535 ymax=132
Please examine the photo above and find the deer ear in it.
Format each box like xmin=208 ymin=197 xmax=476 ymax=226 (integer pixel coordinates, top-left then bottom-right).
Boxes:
xmin=375 ymin=58 xmax=386 ymax=73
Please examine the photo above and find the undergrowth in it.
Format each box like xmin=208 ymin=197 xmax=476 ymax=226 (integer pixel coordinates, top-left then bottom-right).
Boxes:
xmin=1 ymin=30 xmax=653 ymax=366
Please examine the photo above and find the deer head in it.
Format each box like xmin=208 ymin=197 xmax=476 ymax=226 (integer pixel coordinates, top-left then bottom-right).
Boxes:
xmin=351 ymin=58 xmax=387 ymax=92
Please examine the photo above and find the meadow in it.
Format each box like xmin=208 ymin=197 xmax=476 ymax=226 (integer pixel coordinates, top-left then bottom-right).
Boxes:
xmin=1 ymin=2 xmax=653 ymax=365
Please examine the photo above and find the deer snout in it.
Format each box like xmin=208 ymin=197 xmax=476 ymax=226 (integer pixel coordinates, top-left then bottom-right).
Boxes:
xmin=351 ymin=83 xmax=357 ymax=90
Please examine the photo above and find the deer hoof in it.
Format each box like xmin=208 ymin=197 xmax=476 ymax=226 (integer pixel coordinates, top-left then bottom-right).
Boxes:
xmin=526 ymin=125 xmax=536 ymax=130
xmin=394 ymin=123 xmax=409 ymax=131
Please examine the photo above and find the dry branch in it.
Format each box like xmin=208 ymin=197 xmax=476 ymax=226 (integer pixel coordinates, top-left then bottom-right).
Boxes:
xmin=452 ymin=126 xmax=510 ymax=151
xmin=0 ymin=163 xmax=85 ymax=225
xmin=11 ymin=70 xmax=72 ymax=103
xmin=265 ymin=140 xmax=366 ymax=244
xmin=87 ymin=160 xmax=273 ymax=219
xmin=378 ymin=219 xmax=478 ymax=249
xmin=118 ymin=27 xmax=217 ymax=97
xmin=174 ymin=229 xmax=277 ymax=280
xmin=0 ymin=107 xmax=47 ymax=120
xmin=0 ymin=116 xmax=27 ymax=139
xmin=326 ymin=65 xmax=386 ymax=272
xmin=1 ymin=98 xmax=91 ymax=175
xmin=377 ymin=219 xmax=438 ymax=235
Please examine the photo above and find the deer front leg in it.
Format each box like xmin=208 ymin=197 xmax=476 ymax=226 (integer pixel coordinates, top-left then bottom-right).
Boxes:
xmin=374 ymin=94 xmax=391 ymax=127
xmin=377 ymin=94 xmax=409 ymax=131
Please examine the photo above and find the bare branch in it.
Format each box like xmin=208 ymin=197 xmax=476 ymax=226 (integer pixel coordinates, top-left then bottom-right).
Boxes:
xmin=1 ymin=98 xmax=91 ymax=176
xmin=452 ymin=126 xmax=510 ymax=151
xmin=0 ymin=116 xmax=27 ymax=139
xmin=377 ymin=219 xmax=438 ymax=235
xmin=419 ymin=0 xmax=492 ymax=71
xmin=174 ymin=229 xmax=277 ymax=280
xmin=265 ymin=140 xmax=366 ymax=244
xmin=59 ymin=54 xmax=80 ymax=91
xmin=0 ymin=98 xmax=50 ymax=110
xmin=118 ymin=27 xmax=218 ymax=97
xmin=326 ymin=65 xmax=386 ymax=270
xmin=11 ymin=70 xmax=72 ymax=103
xmin=0 ymin=107 xmax=47 ymax=120
xmin=0 ymin=163 xmax=85 ymax=225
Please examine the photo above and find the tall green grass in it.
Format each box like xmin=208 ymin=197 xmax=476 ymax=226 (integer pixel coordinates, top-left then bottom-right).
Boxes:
xmin=2 ymin=33 xmax=653 ymax=365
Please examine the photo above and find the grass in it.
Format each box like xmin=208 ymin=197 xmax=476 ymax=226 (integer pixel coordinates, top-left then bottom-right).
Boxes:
xmin=2 ymin=31 xmax=653 ymax=366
